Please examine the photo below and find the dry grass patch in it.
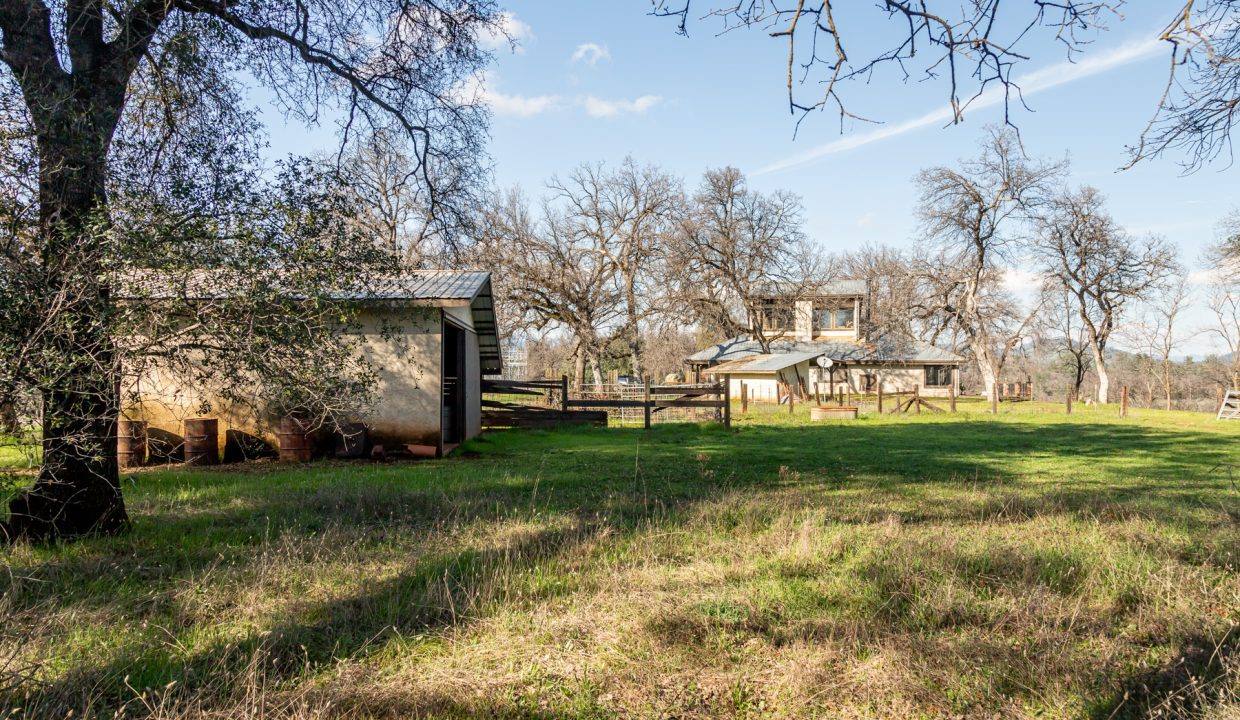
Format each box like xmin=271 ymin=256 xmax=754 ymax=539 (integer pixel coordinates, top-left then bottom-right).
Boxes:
xmin=1 ymin=403 xmax=1238 ymax=718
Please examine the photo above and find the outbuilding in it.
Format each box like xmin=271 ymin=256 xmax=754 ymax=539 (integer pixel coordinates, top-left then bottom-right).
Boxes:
xmin=123 ymin=270 xmax=501 ymax=458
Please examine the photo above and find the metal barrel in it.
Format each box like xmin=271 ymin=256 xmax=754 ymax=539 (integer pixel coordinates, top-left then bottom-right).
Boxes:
xmin=277 ymin=417 xmax=315 ymax=462
xmin=117 ymin=420 xmax=147 ymax=468
xmin=183 ymin=418 xmax=219 ymax=466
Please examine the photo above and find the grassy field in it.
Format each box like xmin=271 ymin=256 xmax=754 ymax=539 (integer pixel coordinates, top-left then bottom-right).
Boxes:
xmin=1 ymin=401 xmax=1238 ymax=719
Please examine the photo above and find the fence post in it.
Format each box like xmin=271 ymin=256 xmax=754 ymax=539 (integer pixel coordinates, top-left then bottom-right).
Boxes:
xmin=723 ymin=375 xmax=732 ymax=429
xmin=990 ymin=384 xmax=999 ymax=415
xmin=914 ymin=384 xmax=921 ymax=415
xmin=789 ymin=385 xmax=795 ymax=415
xmin=877 ymin=385 xmax=884 ymax=414
xmin=1066 ymin=385 xmax=1073 ymax=415
xmin=1121 ymin=385 xmax=1129 ymax=417
xmin=643 ymin=377 xmax=652 ymax=429
xmin=949 ymin=382 xmax=957 ymax=413
xmin=561 ymin=374 xmax=569 ymax=413
xmin=740 ymin=382 xmax=748 ymax=413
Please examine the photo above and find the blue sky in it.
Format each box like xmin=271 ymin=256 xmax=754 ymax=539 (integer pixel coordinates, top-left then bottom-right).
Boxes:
xmin=262 ymin=2 xmax=1236 ymax=355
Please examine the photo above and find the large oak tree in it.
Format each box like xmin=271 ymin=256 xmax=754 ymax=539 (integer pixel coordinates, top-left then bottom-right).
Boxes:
xmin=0 ymin=1 xmax=501 ymax=540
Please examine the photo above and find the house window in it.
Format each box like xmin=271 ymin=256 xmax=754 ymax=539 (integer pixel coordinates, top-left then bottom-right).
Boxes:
xmin=758 ymin=300 xmax=794 ymax=331
xmin=835 ymin=306 xmax=855 ymax=329
xmin=925 ymin=365 xmax=953 ymax=388
xmin=862 ymin=373 xmax=877 ymax=392
xmin=815 ymin=303 xmax=856 ymax=331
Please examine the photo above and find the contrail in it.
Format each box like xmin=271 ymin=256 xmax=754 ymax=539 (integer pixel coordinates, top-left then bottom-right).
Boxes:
xmin=754 ymin=37 xmax=1164 ymax=176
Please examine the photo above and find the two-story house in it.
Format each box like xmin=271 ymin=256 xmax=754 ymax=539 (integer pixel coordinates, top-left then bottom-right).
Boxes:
xmin=685 ymin=280 xmax=963 ymax=401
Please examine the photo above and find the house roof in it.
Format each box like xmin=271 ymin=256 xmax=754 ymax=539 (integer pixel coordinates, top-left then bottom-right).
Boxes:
xmin=355 ymin=271 xmax=503 ymax=374
xmin=687 ymin=335 xmax=963 ymax=366
xmin=343 ymin=271 xmax=492 ymax=304
xmin=708 ymin=350 xmax=826 ymax=374
xmin=755 ymin=278 xmax=868 ymax=297
xmin=122 ymin=269 xmax=504 ymax=374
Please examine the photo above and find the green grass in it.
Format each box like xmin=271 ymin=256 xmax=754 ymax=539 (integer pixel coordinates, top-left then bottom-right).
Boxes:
xmin=1 ymin=402 xmax=1238 ymax=719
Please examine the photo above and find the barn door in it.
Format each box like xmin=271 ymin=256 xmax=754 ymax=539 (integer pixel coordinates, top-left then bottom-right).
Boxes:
xmin=442 ymin=321 xmax=467 ymax=447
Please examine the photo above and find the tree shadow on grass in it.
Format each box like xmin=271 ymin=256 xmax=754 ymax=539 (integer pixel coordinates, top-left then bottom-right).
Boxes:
xmin=1090 ymin=628 xmax=1240 ymax=720
xmin=2 ymin=418 xmax=1237 ymax=715
xmin=5 ymin=419 xmax=1235 ymax=620
xmin=15 ymin=519 xmax=599 ymax=716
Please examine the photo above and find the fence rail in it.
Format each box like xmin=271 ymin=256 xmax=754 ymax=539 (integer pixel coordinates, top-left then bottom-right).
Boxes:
xmin=482 ymin=377 xmax=731 ymax=428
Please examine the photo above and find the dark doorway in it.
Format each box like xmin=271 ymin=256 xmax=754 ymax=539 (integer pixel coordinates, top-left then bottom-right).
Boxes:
xmin=442 ymin=320 xmax=467 ymax=448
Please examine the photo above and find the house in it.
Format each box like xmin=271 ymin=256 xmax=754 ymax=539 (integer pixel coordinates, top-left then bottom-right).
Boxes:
xmin=124 ymin=270 xmax=501 ymax=457
xmin=686 ymin=280 xmax=963 ymax=400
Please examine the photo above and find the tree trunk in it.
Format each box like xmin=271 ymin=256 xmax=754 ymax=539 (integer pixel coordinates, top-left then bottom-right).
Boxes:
xmin=589 ymin=352 xmax=605 ymax=387
xmin=3 ymin=130 xmax=128 ymax=542
xmin=573 ymin=348 xmax=586 ymax=390
xmin=969 ymin=342 xmax=1000 ymax=401
xmin=1163 ymin=362 xmax=1173 ymax=411
xmin=0 ymin=395 xmax=18 ymax=436
xmin=1071 ymin=351 xmax=1087 ymax=400
xmin=1092 ymin=343 xmax=1110 ymax=404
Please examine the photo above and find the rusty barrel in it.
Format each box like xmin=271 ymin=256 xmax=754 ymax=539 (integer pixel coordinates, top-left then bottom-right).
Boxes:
xmin=117 ymin=420 xmax=148 ymax=468
xmin=183 ymin=418 xmax=219 ymax=466
xmin=277 ymin=417 xmax=315 ymax=462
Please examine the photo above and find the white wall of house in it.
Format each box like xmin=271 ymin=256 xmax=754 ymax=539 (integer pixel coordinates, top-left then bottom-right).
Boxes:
xmin=715 ymin=363 xmax=958 ymax=402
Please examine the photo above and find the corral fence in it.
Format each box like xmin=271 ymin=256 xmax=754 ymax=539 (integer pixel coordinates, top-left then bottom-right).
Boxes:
xmin=482 ymin=376 xmax=731 ymax=429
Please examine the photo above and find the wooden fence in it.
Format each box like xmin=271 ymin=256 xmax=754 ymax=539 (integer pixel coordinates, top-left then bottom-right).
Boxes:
xmin=483 ymin=376 xmax=730 ymax=429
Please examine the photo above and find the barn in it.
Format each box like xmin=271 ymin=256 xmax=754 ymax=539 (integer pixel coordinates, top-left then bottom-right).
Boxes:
xmin=123 ymin=270 xmax=501 ymax=458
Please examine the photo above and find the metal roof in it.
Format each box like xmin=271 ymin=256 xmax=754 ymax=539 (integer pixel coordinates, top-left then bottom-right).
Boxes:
xmin=687 ymin=335 xmax=963 ymax=366
xmin=754 ymin=278 xmax=868 ymax=297
xmin=348 ymin=271 xmax=492 ymax=303
xmin=708 ymin=350 xmax=826 ymax=374
xmin=122 ymin=269 xmax=504 ymax=374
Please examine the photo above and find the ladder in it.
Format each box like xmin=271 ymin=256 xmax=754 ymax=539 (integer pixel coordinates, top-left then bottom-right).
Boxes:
xmin=1219 ymin=390 xmax=1240 ymax=420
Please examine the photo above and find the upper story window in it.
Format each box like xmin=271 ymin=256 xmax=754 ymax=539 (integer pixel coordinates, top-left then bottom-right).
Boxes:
xmin=815 ymin=302 xmax=856 ymax=331
xmin=757 ymin=300 xmax=794 ymax=331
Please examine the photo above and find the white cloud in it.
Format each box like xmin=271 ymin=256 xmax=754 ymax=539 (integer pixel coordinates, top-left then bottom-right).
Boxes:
xmin=1188 ymin=268 xmax=1224 ymax=286
xmin=856 ymin=212 xmax=876 ymax=229
xmin=491 ymin=91 xmax=562 ymax=117
xmin=1004 ymin=268 xmax=1044 ymax=293
xmin=479 ymin=12 xmax=534 ymax=54
xmin=570 ymin=43 xmax=611 ymax=67
xmin=755 ymin=37 xmax=1164 ymax=176
xmin=460 ymin=72 xmax=561 ymax=117
xmin=582 ymin=94 xmax=662 ymax=118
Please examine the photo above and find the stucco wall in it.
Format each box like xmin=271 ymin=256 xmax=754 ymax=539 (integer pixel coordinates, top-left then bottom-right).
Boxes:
xmin=123 ymin=305 xmax=449 ymax=453
xmin=356 ymin=306 xmax=442 ymax=446
xmin=718 ymin=364 xmax=957 ymax=402
xmin=811 ymin=365 xmax=957 ymax=398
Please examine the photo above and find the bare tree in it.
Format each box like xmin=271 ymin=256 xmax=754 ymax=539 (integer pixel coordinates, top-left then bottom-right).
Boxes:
xmin=1034 ymin=186 xmax=1177 ymax=403
xmin=0 ymin=1 xmax=500 ymax=540
xmin=1125 ymin=270 xmax=1191 ymax=410
xmin=1219 ymin=207 xmax=1240 ymax=262
xmin=1205 ymin=232 xmax=1240 ymax=390
xmin=652 ymin=1 xmax=1120 ymax=130
xmin=655 ymin=2 xmax=1240 ymax=171
xmin=1130 ymin=2 xmax=1240 ymax=171
xmin=475 ymin=189 xmax=621 ymax=388
xmin=1038 ymin=282 xmax=1093 ymax=401
xmin=840 ymin=245 xmax=920 ymax=341
xmin=549 ymin=160 xmax=681 ymax=380
xmin=668 ymin=166 xmax=820 ymax=352
xmin=913 ymin=128 xmax=1063 ymax=401
xmin=338 ymin=129 xmax=481 ymax=268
